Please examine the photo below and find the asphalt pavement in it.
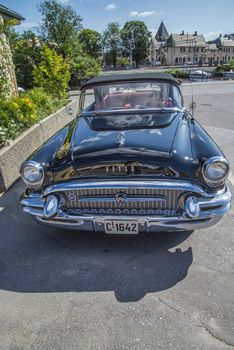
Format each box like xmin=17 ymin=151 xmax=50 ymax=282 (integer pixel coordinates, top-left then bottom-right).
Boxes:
xmin=0 ymin=81 xmax=233 ymax=350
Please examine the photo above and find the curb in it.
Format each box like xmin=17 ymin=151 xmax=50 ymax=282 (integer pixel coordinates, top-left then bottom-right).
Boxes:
xmin=0 ymin=100 xmax=78 ymax=192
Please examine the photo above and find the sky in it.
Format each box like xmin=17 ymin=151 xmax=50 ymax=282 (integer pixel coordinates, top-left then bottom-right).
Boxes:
xmin=2 ymin=0 xmax=234 ymax=40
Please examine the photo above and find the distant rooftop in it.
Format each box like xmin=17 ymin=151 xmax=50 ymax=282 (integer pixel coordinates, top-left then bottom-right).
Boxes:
xmin=167 ymin=32 xmax=206 ymax=47
xmin=209 ymin=35 xmax=234 ymax=47
xmin=0 ymin=4 xmax=25 ymax=22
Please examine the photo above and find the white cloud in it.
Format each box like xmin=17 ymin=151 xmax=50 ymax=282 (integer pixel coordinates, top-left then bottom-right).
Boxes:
xmin=204 ymin=31 xmax=222 ymax=40
xmin=129 ymin=11 xmax=162 ymax=18
xmin=105 ymin=3 xmax=118 ymax=11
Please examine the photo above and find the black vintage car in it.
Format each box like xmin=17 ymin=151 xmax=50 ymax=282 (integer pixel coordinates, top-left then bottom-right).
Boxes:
xmin=20 ymin=73 xmax=232 ymax=234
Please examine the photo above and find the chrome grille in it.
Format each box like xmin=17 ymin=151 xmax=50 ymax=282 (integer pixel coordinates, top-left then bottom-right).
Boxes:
xmin=61 ymin=187 xmax=184 ymax=214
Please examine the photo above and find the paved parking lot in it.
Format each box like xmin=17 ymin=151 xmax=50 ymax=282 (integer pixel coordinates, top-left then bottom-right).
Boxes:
xmin=0 ymin=81 xmax=233 ymax=350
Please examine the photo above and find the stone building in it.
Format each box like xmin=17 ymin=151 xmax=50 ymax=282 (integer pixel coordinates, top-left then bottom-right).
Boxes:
xmin=0 ymin=4 xmax=24 ymax=98
xmin=166 ymin=31 xmax=206 ymax=65
xmin=149 ymin=22 xmax=169 ymax=65
xmin=208 ymin=35 xmax=234 ymax=64
xmin=149 ymin=23 xmax=234 ymax=66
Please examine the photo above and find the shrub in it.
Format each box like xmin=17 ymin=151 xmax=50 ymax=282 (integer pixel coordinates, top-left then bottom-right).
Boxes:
xmin=24 ymin=88 xmax=66 ymax=119
xmin=165 ymin=68 xmax=189 ymax=79
xmin=33 ymin=46 xmax=70 ymax=99
xmin=0 ymin=88 xmax=67 ymax=147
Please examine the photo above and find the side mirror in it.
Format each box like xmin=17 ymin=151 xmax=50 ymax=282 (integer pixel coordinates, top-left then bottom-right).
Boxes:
xmin=189 ymin=102 xmax=196 ymax=111
xmin=66 ymin=106 xmax=74 ymax=116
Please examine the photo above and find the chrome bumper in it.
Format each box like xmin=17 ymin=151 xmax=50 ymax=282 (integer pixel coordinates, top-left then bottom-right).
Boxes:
xmin=20 ymin=181 xmax=232 ymax=232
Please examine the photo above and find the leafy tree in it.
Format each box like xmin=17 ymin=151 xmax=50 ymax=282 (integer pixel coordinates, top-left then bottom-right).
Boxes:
xmin=38 ymin=0 xmax=83 ymax=58
xmin=102 ymin=22 xmax=122 ymax=68
xmin=79 ymin=29 xmax=102 ymax=59
xmin=8 ymin=30 xmax=42 ymax=89
xmin=33 ymin=46 xmax=70 ymax=99
xmin=70 ymin=55 xmax=101 ymax=87
xmin=121 ymin=21 xmax=151 ymax=66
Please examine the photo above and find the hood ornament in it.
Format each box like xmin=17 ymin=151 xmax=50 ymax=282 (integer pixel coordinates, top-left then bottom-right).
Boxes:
xmin=116 ymin=132 xmax=125 ymax=147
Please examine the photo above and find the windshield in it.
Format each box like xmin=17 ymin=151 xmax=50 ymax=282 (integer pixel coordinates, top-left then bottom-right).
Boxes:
xmin=81 ymin=81 xmax=183 ymax=112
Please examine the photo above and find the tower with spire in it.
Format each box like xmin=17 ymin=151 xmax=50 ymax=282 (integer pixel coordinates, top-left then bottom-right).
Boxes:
xmin=155 ymin=21 xmax=169 ymax=42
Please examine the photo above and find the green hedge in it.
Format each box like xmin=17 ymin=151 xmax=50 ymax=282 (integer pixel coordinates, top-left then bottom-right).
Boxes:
xmin=164 ymin=68 xmax=189 ymax=79
xmin=0 ymin=88 xmax=66 ymax=148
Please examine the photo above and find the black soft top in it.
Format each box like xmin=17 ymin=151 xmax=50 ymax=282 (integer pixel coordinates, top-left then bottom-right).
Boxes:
xmin=81 ymin=72 xmax=180 ymax=90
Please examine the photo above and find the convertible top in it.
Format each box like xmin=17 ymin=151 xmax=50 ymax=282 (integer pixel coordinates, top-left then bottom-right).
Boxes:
xmin=81 ymin=72 xmax=180 ymax=90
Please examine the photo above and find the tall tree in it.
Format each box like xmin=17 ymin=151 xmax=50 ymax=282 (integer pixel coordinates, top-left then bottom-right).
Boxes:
xmin=38 ymin=0 xmax=83 ymax=58
xmin=102 ymin=22 xmax=122 ymax=68
xmin=9 ymin=30 xmax=42 ymax=89
xmin=121 ymin=21 xmax=151 ymax=66
xmin=78 ymin=29 xmax=102 ymax=59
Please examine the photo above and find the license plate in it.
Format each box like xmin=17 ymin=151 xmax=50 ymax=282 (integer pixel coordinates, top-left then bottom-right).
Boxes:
xmin=104 ymin=220 xmax=139 ymax=234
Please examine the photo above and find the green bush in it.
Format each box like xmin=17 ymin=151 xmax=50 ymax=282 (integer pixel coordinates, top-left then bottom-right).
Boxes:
xmin=33 ymin=46 xmax=71 ymax=99
xmin=0 ymin=88 xmax=67 ymax=147
xmin=165 ymin=68 xmax=189 ymax=79
xmin=215 ymin=60 xmax=234 ymax=74
xmin=24 ymin=88 xmax=66 ymax=119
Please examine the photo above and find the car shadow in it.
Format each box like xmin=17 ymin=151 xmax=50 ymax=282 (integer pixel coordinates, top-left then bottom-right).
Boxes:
xmin=0 ymin=181 xmax=193 ymax=302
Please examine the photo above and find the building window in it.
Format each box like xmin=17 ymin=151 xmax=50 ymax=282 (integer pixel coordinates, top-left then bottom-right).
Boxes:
xmin=188 ymin=57 xmax=190 ymax=61
xmin=180 ymin=47 xmax=183 ymax=53
xmin=175 ymin=57 xmax=178 ymax=63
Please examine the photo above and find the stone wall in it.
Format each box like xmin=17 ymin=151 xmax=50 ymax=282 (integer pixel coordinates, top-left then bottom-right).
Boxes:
xmin=0 ymin=15 xmax=18 ymax=99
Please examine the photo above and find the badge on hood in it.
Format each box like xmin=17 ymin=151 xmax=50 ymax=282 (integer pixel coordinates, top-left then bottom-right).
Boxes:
xmin=116 ymin=132 xmax=125 ymax=147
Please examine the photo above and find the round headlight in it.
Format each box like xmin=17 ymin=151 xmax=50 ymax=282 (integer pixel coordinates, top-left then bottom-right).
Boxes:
xmin=20 ymin=161 xmax=44 ymax=189
xmin=202 ymin=157 xmax=229 ymax=186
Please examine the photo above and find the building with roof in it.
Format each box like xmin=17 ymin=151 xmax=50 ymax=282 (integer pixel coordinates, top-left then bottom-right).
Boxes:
xmin=149 ymin=22 xmax=234 ymax=66
xmin=149 ymin=22 xmax=169 ymax=65
xmin=208 ymin=34 xmax=234 ymax=63
xmin=0 ymin=4 xmax=24 ymax=22
xmin=166 ymin=31 xmax=206 ymax=65
xmin=0 ymin=4 xmax=24 ymax=98
xmin=149 ymin=23 xmax=207 ymax=66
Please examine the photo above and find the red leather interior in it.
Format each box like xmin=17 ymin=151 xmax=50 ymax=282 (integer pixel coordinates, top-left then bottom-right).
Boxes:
xmin=104 ymin=91 xmax=161 ymax=108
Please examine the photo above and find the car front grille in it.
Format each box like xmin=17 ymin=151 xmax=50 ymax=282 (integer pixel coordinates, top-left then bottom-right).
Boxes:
xmin=60 ymin=187 xmax=184 ymax=215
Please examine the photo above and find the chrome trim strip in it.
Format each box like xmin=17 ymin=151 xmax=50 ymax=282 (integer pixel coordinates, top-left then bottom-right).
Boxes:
xmin=21 ymin=197 xmax=45 ymax=208
xmin=78 ymin=196 xmax=166 ymax=204
xmin=44 ymin=180 xmax=208 ymax=197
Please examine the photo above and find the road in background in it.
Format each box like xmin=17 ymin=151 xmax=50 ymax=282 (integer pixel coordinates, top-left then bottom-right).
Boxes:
xmin=0 ymin=82 xmax=233 ymax=350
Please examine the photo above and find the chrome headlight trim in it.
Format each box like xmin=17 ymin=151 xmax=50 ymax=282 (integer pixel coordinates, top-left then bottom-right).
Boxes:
xmin=20 ymin=161 xmax=44 ymax=189
xmin=202 ymin=156 xmax=229 ymax=187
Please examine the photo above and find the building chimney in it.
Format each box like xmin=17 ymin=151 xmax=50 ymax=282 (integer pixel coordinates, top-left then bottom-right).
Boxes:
xmin=181 ymin=30 xmax=184 ymax=35
xmin=194 ymin=31 xmax=197 ymax=36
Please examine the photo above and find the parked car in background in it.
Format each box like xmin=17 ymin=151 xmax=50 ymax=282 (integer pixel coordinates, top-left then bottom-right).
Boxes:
xmin=20 ymin=73 xmax=231 ymax=234
xmin=190 ymin=70 xmax=212 ymax=81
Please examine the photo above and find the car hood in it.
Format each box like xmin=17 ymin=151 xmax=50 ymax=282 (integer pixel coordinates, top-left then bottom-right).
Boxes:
xmin=65 ymin=112 xmax=196 ymax=179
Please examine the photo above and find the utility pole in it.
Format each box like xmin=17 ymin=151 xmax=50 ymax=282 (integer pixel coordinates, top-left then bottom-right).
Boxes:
xmin=129 ymin=32 xmax=133 ymax=68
